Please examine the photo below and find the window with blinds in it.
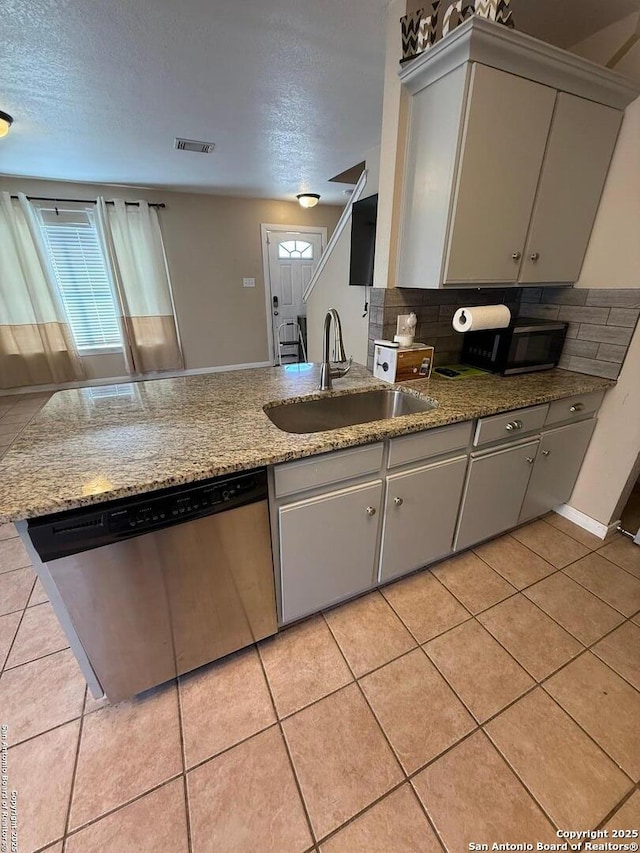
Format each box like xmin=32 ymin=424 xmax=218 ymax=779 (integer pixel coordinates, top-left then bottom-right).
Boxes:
xmin=37 ymin=207 xmax=123 ymax=352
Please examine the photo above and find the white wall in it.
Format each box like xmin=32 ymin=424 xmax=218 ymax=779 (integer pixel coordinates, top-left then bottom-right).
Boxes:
xmin=306 ymin=145 xmax=381 ymax=365
xmin=566 ymin=18 xmax=640 ymax=527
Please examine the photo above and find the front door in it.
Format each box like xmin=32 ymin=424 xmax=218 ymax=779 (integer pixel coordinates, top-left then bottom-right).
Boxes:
xmin=265 ymin=229 xmax=324 ymax=364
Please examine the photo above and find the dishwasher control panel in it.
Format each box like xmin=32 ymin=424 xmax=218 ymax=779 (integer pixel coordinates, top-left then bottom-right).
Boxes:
xmin=28 ymin=468 xmax=267 ymax=562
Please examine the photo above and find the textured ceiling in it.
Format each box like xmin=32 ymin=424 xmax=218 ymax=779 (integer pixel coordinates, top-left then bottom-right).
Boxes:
xmin=1 ymin=0 xmax=638 ymax=203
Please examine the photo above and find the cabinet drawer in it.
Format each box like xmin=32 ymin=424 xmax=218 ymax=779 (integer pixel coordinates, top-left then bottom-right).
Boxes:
xmin=474 ymin=405 xmax=548 ymax=447
xmin=388 ymin=421 xmax=473 ymax=469
xmin=274 ymin=443 xmax=384 ymax=498
xmin=545 ymin=391 xmax=604 ymax=427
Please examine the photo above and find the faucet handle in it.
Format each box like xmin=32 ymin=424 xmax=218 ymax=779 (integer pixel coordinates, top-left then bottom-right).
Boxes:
xmin=334 ymin=356 xmax=353 ymax=378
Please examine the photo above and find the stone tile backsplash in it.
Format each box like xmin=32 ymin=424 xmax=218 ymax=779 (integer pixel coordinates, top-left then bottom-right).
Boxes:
xmin=367 ymin=286 xmax=640 ymax=379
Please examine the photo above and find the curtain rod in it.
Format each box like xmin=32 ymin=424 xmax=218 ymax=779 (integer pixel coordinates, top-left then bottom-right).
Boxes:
xmin=10 ymin=195 xmax=165 ymax=209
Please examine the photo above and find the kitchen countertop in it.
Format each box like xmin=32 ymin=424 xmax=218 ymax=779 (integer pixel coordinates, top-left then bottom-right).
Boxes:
xmin=0 ymin=363 xmax=613 ymax=523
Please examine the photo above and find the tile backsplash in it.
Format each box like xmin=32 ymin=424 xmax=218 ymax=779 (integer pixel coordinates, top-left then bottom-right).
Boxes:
xmin=367 ymin=287 xmax=640 ymax=380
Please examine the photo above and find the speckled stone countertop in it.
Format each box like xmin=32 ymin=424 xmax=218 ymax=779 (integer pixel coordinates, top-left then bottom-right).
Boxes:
xmin=0 ymin=363 xmax=613 ymax=522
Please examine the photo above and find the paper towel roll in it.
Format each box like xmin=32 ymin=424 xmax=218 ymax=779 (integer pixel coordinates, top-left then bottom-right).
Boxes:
xmin=452 ymin=304 xmax=511 ymax=333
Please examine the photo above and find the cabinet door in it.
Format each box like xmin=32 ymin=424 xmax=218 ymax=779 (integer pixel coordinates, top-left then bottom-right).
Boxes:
xmin=520 ymin=94 xmax=622 ymax=283
xmin=279 ymin=480 xmax=382 ymax=624
xmin=520 ymin=419 xmax=596 ymax=522
xmin=455 ymin=440 xmax=539 ymax=551
xmin=444 ymin=64 xmax=556 ymax=284
xmin=380 ymin=455 xmax=468 ymax=583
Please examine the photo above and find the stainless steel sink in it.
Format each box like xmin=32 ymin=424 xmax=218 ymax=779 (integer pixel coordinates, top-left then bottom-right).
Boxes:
xmin=264 ymin=389 xmax=436 ymax=434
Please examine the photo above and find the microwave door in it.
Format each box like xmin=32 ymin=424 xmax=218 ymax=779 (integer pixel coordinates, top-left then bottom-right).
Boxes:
xmin=504 ymin=325 xmax=565 ymax=374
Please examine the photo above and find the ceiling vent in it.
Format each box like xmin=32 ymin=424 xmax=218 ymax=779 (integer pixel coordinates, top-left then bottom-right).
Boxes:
xmin=174 ymin=137 xmax=215 ymax=154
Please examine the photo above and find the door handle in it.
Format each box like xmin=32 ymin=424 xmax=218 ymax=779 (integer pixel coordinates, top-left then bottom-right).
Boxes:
xmin=526 ymin=457 xmax=535 ymax=464
xmin=366 ymin=506 xmax=377 ymax=517
xmin=542 ymin=450 xmax=550 ymax=457
xmin=393 ymin=497 xmax=403 ymax=507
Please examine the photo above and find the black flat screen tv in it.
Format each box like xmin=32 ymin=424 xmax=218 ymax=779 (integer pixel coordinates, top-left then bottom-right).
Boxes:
xmin=349 ymin=194 xmax=378 ymax=287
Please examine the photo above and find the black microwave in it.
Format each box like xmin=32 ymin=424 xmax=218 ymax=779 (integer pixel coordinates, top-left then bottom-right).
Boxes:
xmin=462 ymin=317 xmax=569 ymax=375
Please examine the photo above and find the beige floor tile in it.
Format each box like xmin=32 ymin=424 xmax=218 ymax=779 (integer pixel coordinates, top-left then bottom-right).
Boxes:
xmin=324 ymin=591 xmax=415 ymax=677
xmin=0 ymin=537 xmax=31 ymax=574
xmin=188 ymin=726 xmax=312 ymax=853
xmin=524 ymin=572 xmax=624 ymax=644
xmin=84 ymin=688 xmax=110 ymax=715
xmin=28 ymin=577 xmax=49 ymax=606
xmin=511 ymin=519 xmax=590 ymax=568
xmin=0 ymin=565 xmax=35 ymax=615
xmin=413 ymin=730 xmax=556 ymax=849
xmin=486 ymin=688 xmax=632 ymax=828
xmin=432 ymin=550 xmax=516 ymax=614
xmin=41 ymin=844 xmax=63 ymax=853
xmin=603 ymin=791 xmax=640 ymax=831
xmin=592 ymin=622 xmax=640 ymax=689
xmin=70 ymin=681 xmax=183 ymax=829
xmin=320 ymin=784 xmax=441 ymax=853
xmin=259 ymin=615 xmax=352 ymax=718
xmin=0 ymin=523 xmax=17 ymax=541
xmin=598 ymin=537 xmax=640 ymax=579
xmin=474 ymin=534 xmax=557 ymax=589
xmin=5 ymin=602 xmax=69 ymax=668
xmin=544 ymin=513 xmax=605 ymax=549
xmin=180 ymin=646 xmax=276 ymax=768
xmin=544 ymin=652 xmax=640 ymax=780
xmin=282 ymin=683 xmax=402 ymax=839
xmin=0 ymin=648 xmax=86 ymax=744
xmin=425 ymin=620 xmax=534 ymax=723
xmin=381 ymin=569 xmax=470 ymax=642
xmin=360 ymin=648 xmax=475 ymax=773
xmin=66 ymin=778 xmax=189 ymax=853
xmin=7 ymin=720 xmax=80 ymax=853
xmin=565 ymin=553 xmax=640 ymax=616
xmin=477 ymin=594 xmax=582 ymax=681
xmin=633 ymin=613 xmax=640 ymax=627
xmin=0 ymin=611 xmax=20 ymax=669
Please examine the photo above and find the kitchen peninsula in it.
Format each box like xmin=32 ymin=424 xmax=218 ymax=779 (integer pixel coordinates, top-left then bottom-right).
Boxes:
xmin=0 ymin=362 xmax=613 ymax=701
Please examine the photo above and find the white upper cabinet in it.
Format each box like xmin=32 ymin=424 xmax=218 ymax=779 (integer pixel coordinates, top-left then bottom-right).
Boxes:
xmin=397 ymin=17 xmax=638 ymax=289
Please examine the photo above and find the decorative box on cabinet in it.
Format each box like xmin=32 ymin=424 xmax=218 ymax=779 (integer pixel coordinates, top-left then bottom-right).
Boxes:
xmin=397 ymin=16 xmax=637 ymax=289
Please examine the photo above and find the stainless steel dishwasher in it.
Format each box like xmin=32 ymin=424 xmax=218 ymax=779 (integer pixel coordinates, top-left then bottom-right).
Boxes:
xmin=28 ymin=468 xmax=277 ymax=703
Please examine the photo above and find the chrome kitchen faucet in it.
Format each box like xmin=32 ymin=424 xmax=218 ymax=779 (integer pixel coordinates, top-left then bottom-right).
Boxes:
xmin=319 ymin=309 xmax=352 ymax=391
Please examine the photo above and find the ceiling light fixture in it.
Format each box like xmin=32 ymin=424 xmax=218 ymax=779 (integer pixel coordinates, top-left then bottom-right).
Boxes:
xmin=297 ymin=193 xmax=320 ymax=208
xmin=0 ymin=111 xmax=14 ymax=138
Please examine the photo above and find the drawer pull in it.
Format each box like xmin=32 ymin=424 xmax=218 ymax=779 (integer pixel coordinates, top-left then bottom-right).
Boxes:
xmin=526 ymin=457 xmax=535 ymax=464
xmin=542 ymin=450 xmax=551 ymax=457
xmin=366 ymin=506 xmax=377 ymax=517
xmin=393 ymin=497 xmax=404 ymax=507
xmin=569 ymin=403 xmax=584 ymax=413
xmin=530 ymin=252 xmax=540 ymax=262
xmin=512 ymin=251 xmax=522 ymax=261
xmin=505 ymin=420 xmax=523 ymax=431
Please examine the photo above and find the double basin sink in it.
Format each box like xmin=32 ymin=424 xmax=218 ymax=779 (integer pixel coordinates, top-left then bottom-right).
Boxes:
xmin=265 ymin=388 xmax=436 ymax=434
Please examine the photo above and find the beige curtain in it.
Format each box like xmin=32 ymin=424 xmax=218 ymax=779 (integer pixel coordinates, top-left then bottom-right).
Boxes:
xmin=96 ymin=199 xmax=183 ymax=374
xmin=0 ymin=193 xmax=84 ymax=389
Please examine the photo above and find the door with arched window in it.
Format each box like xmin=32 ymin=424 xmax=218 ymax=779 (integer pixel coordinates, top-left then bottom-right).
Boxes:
xmin=264 ymin=228 xmax=325 ymax=364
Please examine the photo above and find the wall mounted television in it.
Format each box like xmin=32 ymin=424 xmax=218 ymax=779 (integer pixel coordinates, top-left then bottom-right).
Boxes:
xmin=349 ymin=193 xmax=378 ymax=287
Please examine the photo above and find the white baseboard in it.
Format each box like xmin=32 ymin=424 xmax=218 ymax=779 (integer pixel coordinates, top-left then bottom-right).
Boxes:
xmin=0 ymin=361 xmax=273 ymax=397
xmin=554 ymin=504 xmax=621 ymax=541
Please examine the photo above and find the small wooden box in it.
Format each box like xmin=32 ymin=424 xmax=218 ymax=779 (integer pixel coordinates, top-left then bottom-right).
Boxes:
xmin=373 ymin=343 xmax=434 ymax=383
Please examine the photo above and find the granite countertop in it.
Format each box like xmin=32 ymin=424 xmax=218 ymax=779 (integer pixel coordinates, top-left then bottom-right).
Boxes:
xmin=0 ymin=363 xmax=613 ymax=523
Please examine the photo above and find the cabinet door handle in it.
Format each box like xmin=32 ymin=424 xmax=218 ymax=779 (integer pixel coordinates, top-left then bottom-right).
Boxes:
xmin=526 ymin=457 xmax=535 ymax=464
xmin=530 ymin=252 xmax=540 ymax=262
xmin=512 ymin=251 xmax=522 ymax=261
xmin=542 ymin=450 xmax=551 ymax=457
xmin=393 ymin=497 xmax=404 ymax=507
xmin=366 ymin=506 xmax=377 ymax=517
xmin=505 ymin=420 xmax=523 ymax=431
xmin=569 ymin=403 xmax=584 ymax=413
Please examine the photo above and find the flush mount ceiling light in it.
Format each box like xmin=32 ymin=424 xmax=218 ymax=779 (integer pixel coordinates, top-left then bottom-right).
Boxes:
xmin=0 ymin=111 xmax=14 ymax=138
xmin=297 ymin=193 xmax=320 ymax=208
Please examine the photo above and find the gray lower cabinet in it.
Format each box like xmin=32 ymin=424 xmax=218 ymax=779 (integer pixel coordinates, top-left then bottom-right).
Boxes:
xmin=278 ymin=480 xmax=382 ymax=623
xmin=519 ymin=419 xmax=596 ymax=522
xmin=455 ymin=440 xmax=539 ymax=551
xmin=379 ymin=455 xmax=468 ymax=583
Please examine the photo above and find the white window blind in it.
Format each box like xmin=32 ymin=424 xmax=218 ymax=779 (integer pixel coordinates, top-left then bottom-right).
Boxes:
xmin=37 ymin=207 xmax=123 ymax=352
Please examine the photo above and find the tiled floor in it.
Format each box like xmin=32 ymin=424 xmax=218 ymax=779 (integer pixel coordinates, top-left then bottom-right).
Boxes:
xmin=1 ymin=515 xmax=640 ymax=852
xmin=0 ymin=392 xmax=52 ymax=460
